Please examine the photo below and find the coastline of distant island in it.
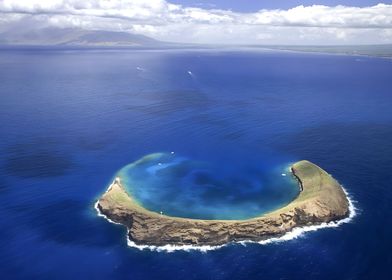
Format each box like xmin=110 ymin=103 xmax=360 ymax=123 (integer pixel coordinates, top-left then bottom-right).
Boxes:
xmin=0 ymin=28 xmax=391 ymax=59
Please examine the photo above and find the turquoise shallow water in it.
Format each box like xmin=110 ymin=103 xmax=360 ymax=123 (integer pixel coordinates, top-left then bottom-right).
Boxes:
xmin=117 ymin=152 xmax=299 ymax=220
xmin=1 ymin=49 xmax=392 ymax=279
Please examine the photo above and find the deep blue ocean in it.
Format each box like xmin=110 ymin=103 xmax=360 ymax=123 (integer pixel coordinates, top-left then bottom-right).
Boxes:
xmin=0 ymin=48 xmax=391 ymax=279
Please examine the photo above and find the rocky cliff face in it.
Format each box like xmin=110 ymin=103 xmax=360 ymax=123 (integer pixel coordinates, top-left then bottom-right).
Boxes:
xmin=96 ymin=160 xmax=350 ymax=246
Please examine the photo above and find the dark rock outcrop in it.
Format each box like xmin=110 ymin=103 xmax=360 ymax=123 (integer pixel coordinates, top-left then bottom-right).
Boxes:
xmin=96 ymin=160 xmax=350 ymax=246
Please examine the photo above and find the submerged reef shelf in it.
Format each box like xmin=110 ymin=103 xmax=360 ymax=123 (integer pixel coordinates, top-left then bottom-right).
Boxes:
xmin=114 ymin=152 xmax=300 ymax=220
xmin=96 ymin=160 xmax=350 ymax=247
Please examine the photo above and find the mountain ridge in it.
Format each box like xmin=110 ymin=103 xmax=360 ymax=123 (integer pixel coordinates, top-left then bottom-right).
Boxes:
xmin=0 ymin=28 xmax=164 ymax=47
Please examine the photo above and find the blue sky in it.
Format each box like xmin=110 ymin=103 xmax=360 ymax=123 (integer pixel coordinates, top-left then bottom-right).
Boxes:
xmin=0 ymin=0 xmax=391 ymax=45
xmin=172 ymin=0 xmax=391 ymax=12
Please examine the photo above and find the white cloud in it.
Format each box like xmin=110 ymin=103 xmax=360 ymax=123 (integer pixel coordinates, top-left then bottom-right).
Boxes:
xmin=0 ymin=0 xmax=391 ymax=44
xmin=246 ymin=4 xmax=392 ymax=28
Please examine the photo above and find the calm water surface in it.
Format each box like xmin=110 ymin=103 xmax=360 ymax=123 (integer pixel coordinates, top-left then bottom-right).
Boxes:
xmin=117 ymin=152 xmax=298 ymax=220
xmin=0 ymin=49 xmax=391 ymax=279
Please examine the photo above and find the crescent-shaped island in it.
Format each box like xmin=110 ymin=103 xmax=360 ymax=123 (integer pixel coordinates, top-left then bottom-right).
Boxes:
xmin=95 ymin=160 xmax=350 ymax=247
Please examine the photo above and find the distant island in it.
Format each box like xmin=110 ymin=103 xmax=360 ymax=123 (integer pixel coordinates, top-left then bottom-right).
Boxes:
xmin=0 ymin=28 xmax=173 ymax=48
xmin=1 ymin=28 xmax=391 ymax=58
xmin=256 ymin=44 xmax=392 ymax=59
xmin=95 ymin=160 xmax=350 ymax=247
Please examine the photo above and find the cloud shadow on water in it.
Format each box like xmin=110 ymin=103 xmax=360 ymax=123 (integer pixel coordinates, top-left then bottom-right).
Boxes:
xmin=76 ymin=131 xmax=117 ymax=151
xmin=3 ymin=142 xmax=74 ymax=178
xmin=10 ymin=199 xmax=123 ymax=248
xmin=125 ymin=90 xmax=212 ymax=116
xmin=272 ymin=123 xmax=392 ymax=170
xmin=0 ymin=180 xmax=7 ymax=192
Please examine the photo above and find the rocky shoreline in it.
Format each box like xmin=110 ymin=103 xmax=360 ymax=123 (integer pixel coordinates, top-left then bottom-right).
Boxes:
xmin=96 ymin=160 xmax=350 ymax=246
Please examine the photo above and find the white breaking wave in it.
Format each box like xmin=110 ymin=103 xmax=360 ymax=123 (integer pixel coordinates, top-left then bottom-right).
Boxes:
xmin=126 ymin=238 xmax=223 ymax=253
xmin=94 ymin=201 xmax=123 ymax=226
xmin=256 ymin=187 xmax=357 ymax=245
xmin=95 ymin=180 xmax=357 ymax=253
xmin=94 ymin=178 xmax=124 ymax=226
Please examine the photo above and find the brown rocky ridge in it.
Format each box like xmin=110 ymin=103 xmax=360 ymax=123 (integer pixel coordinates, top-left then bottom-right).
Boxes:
xmin=96 ymin=160 xmax=350 ymax=246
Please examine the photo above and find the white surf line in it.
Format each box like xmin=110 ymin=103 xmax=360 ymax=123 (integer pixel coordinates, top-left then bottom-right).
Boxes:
xmin=95 ymin=178 xmax=357 ymax=253
xmin=127 ymin=238 xmax=223 ymax=253
xmin=94 ymin=177 xmax=123 ymax=226
xmin=95 ymin=178 xmax=224 ymax=252
xmin=94 ymin=201 xmax=123 ymax=226
xmin=254 ymin=186 xmax=358 ymax=245
xmin=126 ymin=187 xmax=357 ymax=252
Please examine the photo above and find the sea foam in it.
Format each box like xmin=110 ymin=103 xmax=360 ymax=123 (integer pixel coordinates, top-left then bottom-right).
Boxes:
xmin=95 ymin=180 xmax=357 ymax=253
